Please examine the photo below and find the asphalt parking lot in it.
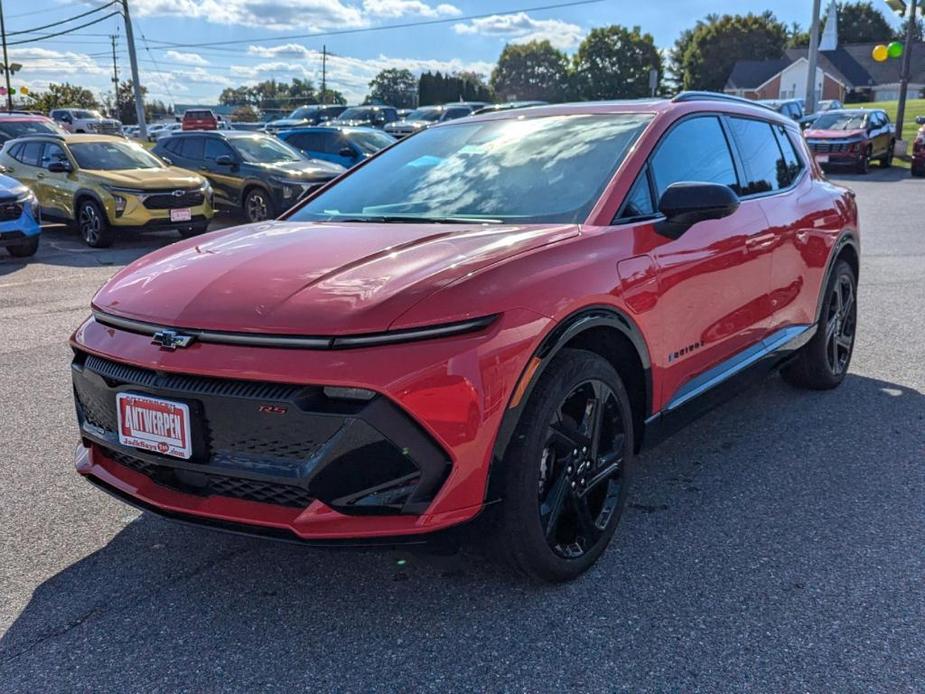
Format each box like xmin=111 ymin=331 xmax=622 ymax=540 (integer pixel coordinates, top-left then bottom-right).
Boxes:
xmin=1 ymin=171 xmax=923 ymax=692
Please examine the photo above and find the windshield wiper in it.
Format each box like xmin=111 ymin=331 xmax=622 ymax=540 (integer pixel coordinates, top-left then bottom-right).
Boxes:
xmin=327 ymin=215 xmax=503 ymax=224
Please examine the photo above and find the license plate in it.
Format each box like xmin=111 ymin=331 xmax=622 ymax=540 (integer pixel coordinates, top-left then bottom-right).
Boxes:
xmin=815 ymin=154 xmax=829 ymax=163
xmin=116 ymin=393 xmax=192 ymax=459
xmin=170 ymin=208 xmax=192 ymax=222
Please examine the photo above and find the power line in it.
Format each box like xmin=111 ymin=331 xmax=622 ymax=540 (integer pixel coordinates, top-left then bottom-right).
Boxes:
xmin=8 ymin=11 xmax=122 ymax=45
xmin=7 ymin=0 xmax=98 ymax=20
xmin=8 ymin=1 xmax=117 ymax=36
xmin=142 ymin=0 xmax=603 ymax=50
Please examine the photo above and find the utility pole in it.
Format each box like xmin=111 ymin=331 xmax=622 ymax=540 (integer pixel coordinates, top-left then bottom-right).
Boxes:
xmin=895 ymin=0 xmax=918 ymax=140
xmin=0 ymin=0 xmax=13 ymax=112
xmin=805 ymin=0 xmax=823 ymax=115
xmin=110 ymin=34 xmax=120 ymax=118
xmin=121 ymin=0 xmax=146 ymax=137
xmin=321 ymin=45 xmax=327 ymax=104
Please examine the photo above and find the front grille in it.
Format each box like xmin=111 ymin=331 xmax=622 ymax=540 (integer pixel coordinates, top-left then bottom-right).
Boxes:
xmin=808 ymin=141 xmax=850 ymax=153
xmin=73 ymin=352 xmax=451 ymax=514
xmin=0 ymin=202 xmax=22 ymax=221
xmin=108 ymin=449 xmax=315 ymax=508
xmin=143 ymin=191 xmax=205 ymax=209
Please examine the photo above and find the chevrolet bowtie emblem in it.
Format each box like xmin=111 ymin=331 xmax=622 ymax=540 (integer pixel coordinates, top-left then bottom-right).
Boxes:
xmin=151 ymin=329 xmax=195 ymax=350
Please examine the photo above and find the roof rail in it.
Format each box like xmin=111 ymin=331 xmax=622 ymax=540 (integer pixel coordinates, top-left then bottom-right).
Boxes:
xmin=672 ymin=91 xmax=776 ymax=112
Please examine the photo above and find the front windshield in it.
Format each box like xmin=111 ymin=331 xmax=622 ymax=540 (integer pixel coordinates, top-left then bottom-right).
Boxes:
xmin=70 ymin=141 xmax=164 ymax=170
xmin=0 ymin=120 xmax=61 ymax=139
xmin=404 ymin=108 xmax=442 ymax=122
xmin=338 ymin=107 xmax=375 ymax=122
xmin=289 ymin=106 xmax=318 ymax=119
xmin=350 ymin=130 xmax=396 ymax=153
xmin=812 ymin=113 xmax=867 ymax=130
xmin=291 ymin=113 xmax=652 ymax=224
xmin=232 ymin=135 xmax=304 ymax=163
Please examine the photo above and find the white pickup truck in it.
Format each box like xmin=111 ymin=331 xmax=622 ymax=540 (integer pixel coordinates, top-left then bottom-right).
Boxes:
xmin=49 ymin=108 xmax=122 ymax=135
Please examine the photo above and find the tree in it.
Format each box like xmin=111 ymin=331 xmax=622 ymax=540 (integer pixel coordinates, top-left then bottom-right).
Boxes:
xmin=674 ymin=12 xmax=789 ymax=91
xmin=367 ymin=68 xmax=417 ymax=107
xmin=896 ymin=16 xmax=924 ymax=43
xmin=25 ymin=82 xmax=98 ymax=113
xmin=418 ymin=70 xmax=492 ymax=105
xmin=573 ymin=25 xmax=662 ymax=100
xmin=787 ymin=21 xmax=811 ymax=48
xmin=232 ymin=104 xmax=260 ymax=122
xmin=317 ymin=88 xmax=347 ymax=105
xmin=490 ymin=40 xmax=571 ymax=102
xmin=837 ymin=1 xmax=894 ymax=44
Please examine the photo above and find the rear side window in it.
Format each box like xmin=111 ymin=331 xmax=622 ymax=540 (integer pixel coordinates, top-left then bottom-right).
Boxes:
xmin=179 ymin=137 xmax=205 ymax=160
xmin=728 ymin=117 xmax=788 ymax=195
xmin=287 ymin=132 xmax=325 ymax=152
xmin=162 ymin=138 xmax=182 ymax=154
xmin=772 ymin=124 xmax=804 ymax=187
xmin=650 ymin=116 xmax=738 ymax=197
xmin=20 ymin=141 xmax=44 ymax=166
xmin=6 ymin=142 xmax=23 ymax=159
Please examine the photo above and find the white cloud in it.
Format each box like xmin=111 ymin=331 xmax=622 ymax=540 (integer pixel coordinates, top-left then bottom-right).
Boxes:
xmin=453 ymin=12 xmax=584 ymax=50
xmin=247 ymin=44 xmax=313 ymax=58
xmin=9 ymin=47 xmax=107 ymax=76
xmin=362 ymin=0 xmax=460 ymax=18
xmin=165 ymin=50 xmax=210 ymax=65
xmin=133 ymin=0 xmax=366 ymax=31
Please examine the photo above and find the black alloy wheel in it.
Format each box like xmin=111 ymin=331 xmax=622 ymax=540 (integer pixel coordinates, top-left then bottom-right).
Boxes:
xmin=489 ymin=349 xmax=635 ymax=582
xmin=823 ymin=271 xmax=856 ymax=378
xmin=78 ymin=199 xmax=112 ymax=248
xmin=538 ymin=379 xmax=627 ymax=559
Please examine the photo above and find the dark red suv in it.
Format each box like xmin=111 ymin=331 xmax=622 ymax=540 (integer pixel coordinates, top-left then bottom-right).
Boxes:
xmin=181 ymin=109 xmax=218 ymax=131
xmin=70 ymin=93 xmax=859 ymax=581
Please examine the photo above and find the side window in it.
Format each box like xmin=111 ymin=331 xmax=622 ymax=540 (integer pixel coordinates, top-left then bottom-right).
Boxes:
xmin=443 ymin=108 xmax=470 ymax=121
xmin=163 ymin=138 xmax=182 ymax=155
xmin=7 ymin=142 xmax=23 ymax=161
xmin=204 ymin=138 xmax=233 ymax=161
xmin=650 ymin=116 xmax=739 ymax=197
xmin=879 ymin=111 xmax=891 ymax=125
xmin=20 ymin=142 xmax=44 ymax=166
xmin=772 ymin=124 xmax=805 ymax=187
xmin=41 ymin=143 xmax=68 ymax=167
xmin=728 ymin=117 xmax=787 ymax=195
xmin=295 ymin=132 xmax=326 ymax=152
xmin=180 ymin=136 xmax=205 ymax=160
xmin=617 ymin=172 xmax=655 ymax=221
xmin=322 ymin=133 xmax=347 ymax=154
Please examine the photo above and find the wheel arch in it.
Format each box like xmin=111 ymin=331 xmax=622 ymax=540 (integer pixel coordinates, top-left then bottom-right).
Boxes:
xmin=815 ymin=231 xmax=860 ymax=323
xmin=72 ymin=189 xmax=106 ymax=221
xmin=485 ymin=305 xmax=652 ymax=504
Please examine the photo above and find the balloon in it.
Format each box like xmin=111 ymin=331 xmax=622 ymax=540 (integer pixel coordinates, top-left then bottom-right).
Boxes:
xmin=872 ymin=44 xmax=889 ymax=62
xmin=888 ymin=41 xmax=903 ymax=58
xmin=8 ymin=87 xmax=15 ymax=95
xmin=19 ymin=85 xmax=28 ymax=95
xmin=0 ymin=87 xmax=6 ymax=96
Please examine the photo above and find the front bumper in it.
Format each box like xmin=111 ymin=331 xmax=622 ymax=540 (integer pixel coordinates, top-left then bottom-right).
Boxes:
xmin=0 ymin=204 xmax=42 ymax=247
xmin=108 ymin=191 xmax=214 ymax=228
xmin=70 ymin=308 xmax=549 ymax=541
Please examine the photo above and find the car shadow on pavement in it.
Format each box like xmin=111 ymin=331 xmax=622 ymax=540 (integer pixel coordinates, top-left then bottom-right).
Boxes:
xmin=2 ymin=372 xmax=923 ymax=690
xmin=824 ymin=165 xmax=915 ymax=183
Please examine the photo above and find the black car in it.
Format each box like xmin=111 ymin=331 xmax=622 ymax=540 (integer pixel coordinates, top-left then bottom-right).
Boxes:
xmin=328 ymin=105 xmax=399 ymax=129
xmin=153 ymin=131 xmax=345 ymax=222
xmin=262 ymin=104 xmax=348 ymax=134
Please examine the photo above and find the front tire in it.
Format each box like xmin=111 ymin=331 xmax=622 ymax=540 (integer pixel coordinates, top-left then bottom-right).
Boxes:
xmin=912 ymin=164 xmax=925 ymax=178
xmin=489 ymin=349 xmax=635 ymax=582
xmin=782 ymin=260 xmax=857 ymax=390
xmin=855 ymin=147 xmax=871 ymax=174
xmin=77 ymin=199 xmax=112 ymax=248
xmin=6 ymin=235 xmax=39 ymax=257
xmin=879 ymin=140 xmax=894 ymax=168
xmin=243 ymin=187 xmax=274 ymax=223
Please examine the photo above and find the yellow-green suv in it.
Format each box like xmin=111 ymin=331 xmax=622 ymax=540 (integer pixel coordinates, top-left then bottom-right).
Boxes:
xmin=0 ymin=133 xmax=214 ymax=247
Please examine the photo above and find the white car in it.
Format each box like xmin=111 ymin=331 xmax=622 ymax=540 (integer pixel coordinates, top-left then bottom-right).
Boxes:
xmin=156 ymin=123 xmax=183 ymax=140
xmin=50 ymin=108 xmax=121 ymax=135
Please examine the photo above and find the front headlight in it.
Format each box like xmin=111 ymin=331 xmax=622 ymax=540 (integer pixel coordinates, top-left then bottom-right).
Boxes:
xmin=270 ymin=177 xmax=311 ymax=199
xmin=198 ymin=179 xmax=212 ymax=195
xmin=16 ymin=189 xmax=39 ymax=218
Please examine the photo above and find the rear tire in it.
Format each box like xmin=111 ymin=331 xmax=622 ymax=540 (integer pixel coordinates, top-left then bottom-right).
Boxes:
xmin=77 ymin=198 xmax=113 ymax=248
xmin=879 ymin=140 xmax=894 ymax=168
xmin=488 ymin=349 xmax=635 ymax=583
xmin=6 ymin=235 xmax=39 ymax=257
xmin=912 ymin=164 xmax=925 ymax=178
xmin=782 ymin=260 xmax=857 ymax=390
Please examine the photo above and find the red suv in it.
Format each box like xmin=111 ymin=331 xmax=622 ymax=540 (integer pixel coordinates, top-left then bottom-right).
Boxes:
xmin=181 ymin=109 xmax=218 ymax=131
xmin=70 ymin=93 xmax=859 ymax=582
xmin=912 ymin=116 xmax=925 ymax=177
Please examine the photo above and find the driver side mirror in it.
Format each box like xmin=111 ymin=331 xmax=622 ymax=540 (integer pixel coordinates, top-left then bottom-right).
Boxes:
xmin=215 ymin=154 xmax=235 ymax=166
xmin=48 ymin=160 xmax=72 ymax=173
xmin=655 ymin=182 xmax=740 ymax=239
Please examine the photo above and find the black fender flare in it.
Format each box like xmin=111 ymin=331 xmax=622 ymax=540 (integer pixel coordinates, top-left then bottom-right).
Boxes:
xmin=484 ymin=305 xmax=652 ymax=503
xmin=72 ymin=189 xmax=107 ymax=222
xmin=814 ymin=231 xmax=860 ymax=323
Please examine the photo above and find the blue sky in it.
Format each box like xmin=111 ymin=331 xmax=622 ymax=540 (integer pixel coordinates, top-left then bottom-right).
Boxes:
xmin=5 ymin=0 xmax=905 ymax=108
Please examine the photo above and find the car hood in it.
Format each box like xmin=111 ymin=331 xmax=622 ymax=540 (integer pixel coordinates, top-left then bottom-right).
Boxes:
xmin=0 ymin=173 xmax=28 ymax=196
xmin=83 ymin=166 xmax=205 ymax=189
xmin=250 ymin=159 xmax=346 ymax=179
xmin=267 ymin=118 xmax=308 ymax=128
xmin=804 ymin=128 xmax=866 ymax=139
xmin=92 ymin=220 xmax=578 ymax=334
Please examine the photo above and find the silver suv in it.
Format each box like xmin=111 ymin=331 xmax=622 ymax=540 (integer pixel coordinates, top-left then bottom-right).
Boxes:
xmin=49 ymin=108 xmax=121 ymax=135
